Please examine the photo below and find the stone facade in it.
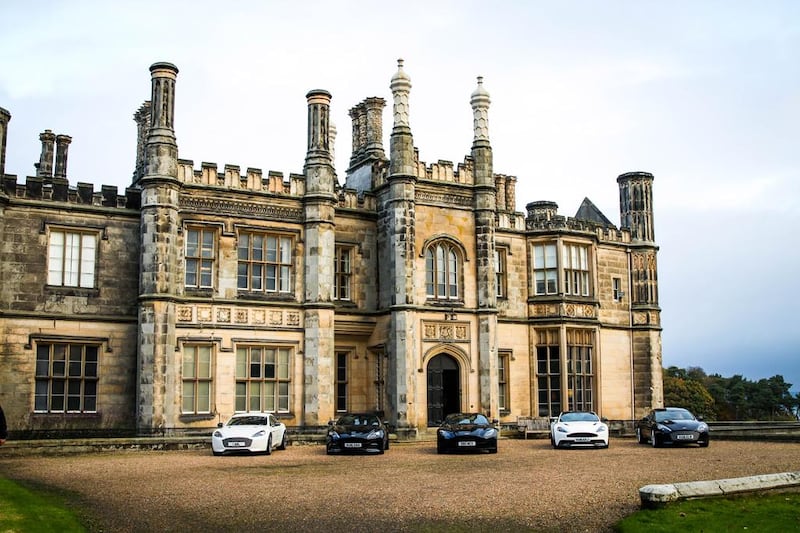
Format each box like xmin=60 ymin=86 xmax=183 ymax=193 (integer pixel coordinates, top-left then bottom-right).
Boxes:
xmin=0 ymin=61 xmax=662 ymax=438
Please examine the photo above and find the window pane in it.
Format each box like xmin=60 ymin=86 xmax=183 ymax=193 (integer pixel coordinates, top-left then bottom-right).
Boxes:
xmin=235 ymin=348 xmax=247 ymax=378
xmin=198 ymin=346 xmax=211 ymax=378
xmin=183 ymin=347 xmax=196 ymax=379
xmin=197 ymin=381 xmax=211 ymax=412
xmin=182 ymin=382 xmax=195 ymax=412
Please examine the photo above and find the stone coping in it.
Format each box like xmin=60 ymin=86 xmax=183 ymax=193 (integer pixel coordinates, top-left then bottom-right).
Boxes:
xmin=639 ymin=471 xmax=800 ymax=508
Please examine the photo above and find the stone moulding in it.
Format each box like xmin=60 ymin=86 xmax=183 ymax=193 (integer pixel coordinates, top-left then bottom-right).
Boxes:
xmin=639 ymin=471 xmax=800 ymax=509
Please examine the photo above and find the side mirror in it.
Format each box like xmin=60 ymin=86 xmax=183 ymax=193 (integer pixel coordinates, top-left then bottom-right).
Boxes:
xmin=492 ymin=418 xmax=499 ymax=425
xmin=217 ymin=422 xmax=223 ymax=428
xmin=327 ymin=420 xmax=334 ymax=426
xmin=601 ymin=417 xmax=609 ymax=423
xmin=697 ymin=415 xmax=704 ymax=421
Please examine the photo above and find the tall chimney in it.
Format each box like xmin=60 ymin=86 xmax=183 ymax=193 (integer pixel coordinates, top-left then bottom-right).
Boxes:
xmin=0 ymin=107 xmax=10 ymax=177
xmin=36 ymin=130 xmax=56 ymax=178
xmin=54 ymin=134 xmax=72 ymax=179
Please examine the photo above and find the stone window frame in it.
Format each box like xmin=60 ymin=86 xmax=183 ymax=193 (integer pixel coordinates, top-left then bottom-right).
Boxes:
xmin=34 ymin=339 xmax=101 ymax=414
xmin=531 ymin=241 xmax=558 ymax=296
xmin=184 ymin=226 xmax=217 ymax=290
xmin=562 ymin=242 xmax=592 ymax=297
xmin=236 ymin=229 xmax=294 ymax=295
xmin=566 ymin=328 xmax=595 ymax=412
xmin=335 ymin=350 xmax=350 ymax=413
xmin=45 ymin=225 xmax=101 ymax=289
xmin=234 ymin=344 xmax=292 ymax=413
xmin=181 ymin=344 xmax=213 ymax=415
xmin=334 ymin=245 xmax=353 ymax=301
xmin=498 ymin=350 xmax=511 ymax=413
xmin=422 ymin=236 xmax=467 ymax=303
xmin=495 ymin=246 xmax=509 ymax=299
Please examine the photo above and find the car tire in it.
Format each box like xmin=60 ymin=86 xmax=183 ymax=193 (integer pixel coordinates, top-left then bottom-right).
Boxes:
xmin=277 ymin=433 xmax=288 ymax=451
xmin=550 ymin=436 xmax=557 ymax=449
xmin=212 ymin=451 xmax=222 ymax=456
xmin=651 ymin=433 xmax=659 ymax=448
xmin=699 ymin=439 xmax=709 ymax=448
xmin=384 ymin=438 xmax=389 ymax=450
xmin=265 ymin=436 xmax=272 ymax=455
xmin=636 ymin=428 xmax=644 ymax=444
xmin=489 ymin=447 xmax=498 ymax=454
xmin=437 ymin=446 xmax=445 ymax=454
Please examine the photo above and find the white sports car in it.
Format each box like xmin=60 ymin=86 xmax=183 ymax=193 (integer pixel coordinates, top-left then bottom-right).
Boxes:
xmin=550 ymin=411 xmax=609 ymax=449
xmin=212 ymin=412 xmax=288 ymax=456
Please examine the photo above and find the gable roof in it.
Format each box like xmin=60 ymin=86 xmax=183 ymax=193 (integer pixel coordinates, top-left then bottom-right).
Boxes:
xmin=574 ymin=197 xmax=615 ymax=228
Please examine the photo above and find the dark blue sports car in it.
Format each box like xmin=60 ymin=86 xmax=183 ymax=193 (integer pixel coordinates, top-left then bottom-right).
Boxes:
xmin=436 ymin=413 xmax=498 ymax=454
xmin=326 ymin=413 xmax=389 ymax=455
xmin=636 ymin=407 xmax=710 ymax=448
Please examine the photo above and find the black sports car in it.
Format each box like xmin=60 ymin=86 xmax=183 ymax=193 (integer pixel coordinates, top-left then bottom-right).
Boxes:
xmin=326 ymin=413 xmax=389 ymax=454
xmin=436 ymin=413 xmax=498 ymax=454
xmin=635 ymin=407 xmax=710 ymax=448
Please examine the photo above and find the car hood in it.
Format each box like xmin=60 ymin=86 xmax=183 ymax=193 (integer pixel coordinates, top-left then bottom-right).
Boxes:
xmin=331 ymin=424 xmax=383 ymax=436
xmin=439 ymin=423 xmax=493 ymax=432
xmin=659 ymin=420 xmax=703 ymax=430
xmin=217 ymin=425 xmax=268 ymax=438
xmin=558 ymin=421 xmax=605 ymax=431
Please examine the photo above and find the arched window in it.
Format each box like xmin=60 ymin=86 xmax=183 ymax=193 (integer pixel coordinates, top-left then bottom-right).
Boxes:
xmin=425 ymin=242 xmax=460 ymax=300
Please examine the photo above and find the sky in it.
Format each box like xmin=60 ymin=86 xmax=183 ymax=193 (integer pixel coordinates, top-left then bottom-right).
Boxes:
xmin=2 ymin=1 xmax=798 ymax=393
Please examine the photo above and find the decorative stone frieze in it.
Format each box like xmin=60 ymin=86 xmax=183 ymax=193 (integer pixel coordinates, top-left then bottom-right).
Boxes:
xmin=422 ymin=320 xmax=470 ymax=343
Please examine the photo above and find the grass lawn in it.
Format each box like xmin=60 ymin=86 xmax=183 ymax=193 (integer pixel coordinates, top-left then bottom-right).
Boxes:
xmin=615 ymin=490 xmax=800 ymax=532
xmin=0 ymin=477 xmax=86 ymax=533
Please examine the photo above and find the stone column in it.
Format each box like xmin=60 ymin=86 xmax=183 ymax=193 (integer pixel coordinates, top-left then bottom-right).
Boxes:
xmin=35 ymin=130 xmax=56 ymax=178
xmin=303 ymin=89 xmax=337 ymax=426
xmin=470 ymin=76 xmax=499 ymax=417
xmin=137 ymin=62 xmax=180 ymax=435
xmin=54 ymin=134 xmax=72 ymax=179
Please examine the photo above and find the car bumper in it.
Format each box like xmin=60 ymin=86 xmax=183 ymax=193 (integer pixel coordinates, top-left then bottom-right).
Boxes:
xmin=554 ymin=436 xmax=608 ymax=448
xmin=326 ymin=438 xmax=384 ymax=454
xmin=437 ymin=437 xmax=497 ymax=453
xmin=659 ymin=431 xmax=709 ymax=445
xmin=211 ymin=437 xmax=269 ymax=454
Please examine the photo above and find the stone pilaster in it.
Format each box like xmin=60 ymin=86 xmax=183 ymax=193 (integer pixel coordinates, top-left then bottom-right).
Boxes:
xmin=470 ymin=76 xmax=499 ymax=417
xmin=35 ymin=130 xmax=56 ymax=179
xmin=303 ymin=89 xmax=337 ymax=426
xmin=137 ymin=62 xmax=180 ymax=435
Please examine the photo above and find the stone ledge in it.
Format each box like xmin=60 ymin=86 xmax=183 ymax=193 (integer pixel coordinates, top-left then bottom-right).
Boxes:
xmin=639 ymin=471 xmax=800 ymax=508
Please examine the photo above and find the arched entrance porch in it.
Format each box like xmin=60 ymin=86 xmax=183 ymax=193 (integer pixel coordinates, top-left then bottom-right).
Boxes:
xmin=426 ymin=353 xmax=461 ymax=426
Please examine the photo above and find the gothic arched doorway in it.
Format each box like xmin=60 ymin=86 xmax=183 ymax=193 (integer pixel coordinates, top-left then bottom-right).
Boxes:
xmin=427 ymin=353 xmax=460 ymax=426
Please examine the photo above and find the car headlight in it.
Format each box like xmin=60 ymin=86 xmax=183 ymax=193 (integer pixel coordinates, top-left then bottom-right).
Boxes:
xmin=438 ymin=430 xmax=453 ymax=438
xmin=656 ymin=424 xmax=671 ymax=433
xmin=556 ymin=425 xmax=567 ymax=433
xmin=597 ymin=425 xmax=607 ymax=433
xmin=213 ymin=430 xmax=223 ymax=438
xmin=483 ymin=428 xmax=497 ymax=438
xmin=366 ymin=430 xmax=384 ymax=439
xmin=697 ymin=423 xmax=708 ymax=432
xmin=253 ymin=430 xmax=267 ymax=438
xmin=328 ymin=431 xmax=340 ymax=440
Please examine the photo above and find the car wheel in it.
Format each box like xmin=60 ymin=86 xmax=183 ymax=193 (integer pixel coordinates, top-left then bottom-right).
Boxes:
xmin=437 ymin=446 xmax=445 ymax=454
xmin=636 ymin=428 xmax=644 ymax=444
xmin=550 ymin=436 xmax=557 ymax=449
xmin=212 ymin=451 xmax=222 ymax=456
xmin=651 ymin=432 xmax=659 ymax=448
xmin=384 ymin=438 xmax=389 ymax=450
xmin=699 ymin=439 xmax=709 ymax=448
xmin=265 ymin=436 xmax=272 ymax=455
xmin=277 ymin=433 xmax=288 ymax=450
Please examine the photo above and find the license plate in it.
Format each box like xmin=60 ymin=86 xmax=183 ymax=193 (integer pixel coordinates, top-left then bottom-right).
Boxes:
xmin=458 ymin=441 xmax=476 ymax=447
xmin=575 ymin=437 xmax=591 ymax=442
xmin=228 ymin=441 xmax=245 ymax=447
xmin=344 ymin=442 xmax=362 ymax=448
xmin=676 ymin=434 xmax=695 ymax=440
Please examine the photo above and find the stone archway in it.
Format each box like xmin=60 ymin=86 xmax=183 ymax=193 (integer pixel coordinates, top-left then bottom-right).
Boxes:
xmin=426 ymin=353 xmax=461 ymax=426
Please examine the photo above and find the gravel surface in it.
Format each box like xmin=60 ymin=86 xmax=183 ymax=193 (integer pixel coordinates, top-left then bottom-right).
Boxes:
xmin=2 ymin=438 xmax=799 ymax=532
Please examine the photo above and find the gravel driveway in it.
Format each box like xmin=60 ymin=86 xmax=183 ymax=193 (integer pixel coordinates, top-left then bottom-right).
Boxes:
xmin=2 ymin=438 xmax=798 ymax=532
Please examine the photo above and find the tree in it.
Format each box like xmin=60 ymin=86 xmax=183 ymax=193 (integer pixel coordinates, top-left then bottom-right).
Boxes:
xmin=662 ymin=374 xmax=715 ymax=419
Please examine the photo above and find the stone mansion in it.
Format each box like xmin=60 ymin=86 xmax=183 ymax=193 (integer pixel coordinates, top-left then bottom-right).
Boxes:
xmin=0 ymin=60 xmax=663 ymax=438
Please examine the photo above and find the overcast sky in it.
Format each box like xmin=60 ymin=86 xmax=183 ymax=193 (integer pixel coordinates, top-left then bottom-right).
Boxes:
xmin=2 ymin=1 xmax=798 ymax=393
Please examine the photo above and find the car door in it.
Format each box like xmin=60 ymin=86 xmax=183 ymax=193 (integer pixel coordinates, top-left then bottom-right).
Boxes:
xmin=268 ymin=414 xmax=284 ymax=446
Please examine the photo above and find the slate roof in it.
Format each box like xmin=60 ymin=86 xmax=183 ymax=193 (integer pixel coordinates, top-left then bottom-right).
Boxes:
xmin=574 ymin=197 xmax=616 ymax=228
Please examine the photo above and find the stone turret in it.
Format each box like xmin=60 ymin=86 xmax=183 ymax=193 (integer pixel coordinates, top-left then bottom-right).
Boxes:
xmin=382 ymin=59 xmax=418 ymax=439
xmin=303 ymin=89 xmax=337 ymax=425
xmin=618 ymin=171 xmax=655 ymax=243
xmin=470 ymin=76 xmax=499 ymax=417
xmin=137 ymin=61 xmax=180 ymax=434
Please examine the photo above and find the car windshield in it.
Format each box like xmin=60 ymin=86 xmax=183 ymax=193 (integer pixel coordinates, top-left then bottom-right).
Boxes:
xmin=337 ymin=414 xmax=380 ymax=427
xmin=560 ymin=412 xmax=599 ymax=422
xmin=228 ymin=416 xmax=267 ymax=426
xmin=445 ymin=413 xmax=490 ymax=425
xmin=655 ymin=409 xmax=694 ymax=422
